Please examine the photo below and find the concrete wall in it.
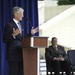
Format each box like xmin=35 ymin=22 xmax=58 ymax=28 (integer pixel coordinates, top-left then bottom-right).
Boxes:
xmin=44 ymin=5 xmax=72 ymax=22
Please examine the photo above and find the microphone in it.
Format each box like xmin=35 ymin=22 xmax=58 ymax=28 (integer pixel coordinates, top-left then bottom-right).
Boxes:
xmin=26 ymin=18 xmax=34 ymax=29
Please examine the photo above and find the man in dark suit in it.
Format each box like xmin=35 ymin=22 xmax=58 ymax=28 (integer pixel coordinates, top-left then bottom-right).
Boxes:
xmin=45 ymin=37 xmax=71 ymax=75
xmin=3 ymin=6 xmax=38 ymax=75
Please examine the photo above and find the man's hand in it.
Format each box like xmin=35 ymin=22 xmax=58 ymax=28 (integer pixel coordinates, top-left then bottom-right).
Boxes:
xmin=54 ymin=57 xmax=60 ymax=61
xmin=12 ymin=28 xmax=20 ymax=37
xmin=59 ymin=57 xmax=64 ymax=61
xmin=54 ymin=57 xmax=64 ymax=61
xmin=31 ymin=27 xmax=39 ymax=35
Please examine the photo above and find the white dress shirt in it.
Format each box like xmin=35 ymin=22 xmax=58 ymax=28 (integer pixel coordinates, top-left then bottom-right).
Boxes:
xmin=13 ymin=19 xmax=22 ymax=34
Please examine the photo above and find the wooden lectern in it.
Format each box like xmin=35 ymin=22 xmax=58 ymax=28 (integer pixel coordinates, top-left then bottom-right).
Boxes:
xmin=22 ymin=36 xmax=48 ymax=75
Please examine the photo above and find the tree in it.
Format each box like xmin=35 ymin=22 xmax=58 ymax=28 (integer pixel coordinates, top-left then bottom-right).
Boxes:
xmin=57 ymin=0 xmax=75 ymax=5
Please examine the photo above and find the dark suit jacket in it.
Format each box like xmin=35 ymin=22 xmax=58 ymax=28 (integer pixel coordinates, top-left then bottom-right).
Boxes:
xmin=3 ymin=20 xmax=24 ymax=61
xmin=45 ymin=45 xmax=68 ymax=61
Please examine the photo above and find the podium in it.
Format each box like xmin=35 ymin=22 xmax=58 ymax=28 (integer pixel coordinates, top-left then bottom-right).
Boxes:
xmin=22 ymin=36 xmax=48 ymax=75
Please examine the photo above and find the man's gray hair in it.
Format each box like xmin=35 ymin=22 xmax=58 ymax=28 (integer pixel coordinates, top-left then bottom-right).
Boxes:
xmin=12 ymin=6 xmax=24 ymax=16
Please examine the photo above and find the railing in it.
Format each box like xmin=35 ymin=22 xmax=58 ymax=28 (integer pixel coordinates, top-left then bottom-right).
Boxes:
xmin=40 ymin=59 xmax=67 ymax=75
xmin=40 ymin=59 xmax=46 ymax=75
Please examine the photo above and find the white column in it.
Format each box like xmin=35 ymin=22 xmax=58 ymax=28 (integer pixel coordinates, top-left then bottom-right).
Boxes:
xmin=37 ymin=48 xmax=40 ymax=75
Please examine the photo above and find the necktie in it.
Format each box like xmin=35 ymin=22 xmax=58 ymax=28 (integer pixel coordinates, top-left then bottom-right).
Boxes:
xmin=54 ymin=47 xmax=58 ymax=51
xmin=17 ymin=22 xmax=22 ymax=34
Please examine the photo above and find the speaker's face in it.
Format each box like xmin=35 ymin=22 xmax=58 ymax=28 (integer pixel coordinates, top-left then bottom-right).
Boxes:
xmin=16 ymin=11 xmax=24 ymax=21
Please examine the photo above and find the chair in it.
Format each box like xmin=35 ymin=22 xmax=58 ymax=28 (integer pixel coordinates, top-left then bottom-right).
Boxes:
xmin=45 ymin=57 xmax=53 ymax=75
xmin=45 ymin=48 xmax=65 ymax=75
xmin=67 ymin=50 xmax=75 ymax=75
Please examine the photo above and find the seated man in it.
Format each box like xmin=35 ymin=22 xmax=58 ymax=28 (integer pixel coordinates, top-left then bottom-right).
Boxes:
xmin=45 ymin=37 xmax=71 ymax=75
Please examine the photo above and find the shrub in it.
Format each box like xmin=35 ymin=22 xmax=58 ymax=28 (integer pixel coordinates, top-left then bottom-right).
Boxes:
xmin=57 ymin=0 xmax=75 ymax=5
